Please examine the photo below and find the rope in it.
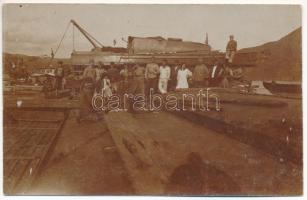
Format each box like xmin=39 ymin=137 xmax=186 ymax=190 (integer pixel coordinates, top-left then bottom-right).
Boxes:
xmin=53 ymin=22 xmax=71 ymax=58
xmin=45 ymin=22 xmax=70 ymax=67
xmin=73 ymin=25 xmax=75 ymax=51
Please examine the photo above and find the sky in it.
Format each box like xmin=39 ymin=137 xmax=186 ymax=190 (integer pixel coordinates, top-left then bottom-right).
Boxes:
xmin=3 ymin=4 xmax=302 ymax=58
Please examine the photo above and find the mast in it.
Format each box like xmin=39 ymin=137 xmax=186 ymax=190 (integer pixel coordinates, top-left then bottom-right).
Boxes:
xmin=70 ymin=19 xmax=103 ymax=49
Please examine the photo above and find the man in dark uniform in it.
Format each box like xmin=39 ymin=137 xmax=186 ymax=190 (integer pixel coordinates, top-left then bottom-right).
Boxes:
xmin=119 ymin=64 xmax=129 ymax=95
xmin=145 ymin=57 xmax=159 ymax=95
xmin=127 ymin=64 xmax=146 ymax=113
xmin=107 ymin=62 xmax=120 ymax=93
xmin=55 ymin=61 xmax=65 ymax=90
xmin=77 ymin=60 xmax=98 ymax=122
xmin=169 ymin=60 xmax=180 ymax=91
xmin=77 ymin=77 xmax=96 ymax=123
xmin=193 ymin=58 xmax=210 ymax=88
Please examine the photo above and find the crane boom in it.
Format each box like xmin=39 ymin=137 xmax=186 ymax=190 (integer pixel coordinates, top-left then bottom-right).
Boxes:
xmin=70 ymin=19 xmax=103 ymax=49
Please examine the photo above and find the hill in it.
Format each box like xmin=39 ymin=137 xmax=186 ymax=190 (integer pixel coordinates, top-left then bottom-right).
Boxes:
xmin=239 ymin=27 xmax=302 ymax=81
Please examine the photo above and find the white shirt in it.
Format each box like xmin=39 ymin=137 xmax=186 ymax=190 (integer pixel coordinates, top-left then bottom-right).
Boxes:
xmin=159 ymin=66 xmax=171 ymax=79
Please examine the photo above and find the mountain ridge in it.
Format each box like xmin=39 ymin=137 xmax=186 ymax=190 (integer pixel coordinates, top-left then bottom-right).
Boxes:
xmin=239 ymin=27 xmax=301 ymax=81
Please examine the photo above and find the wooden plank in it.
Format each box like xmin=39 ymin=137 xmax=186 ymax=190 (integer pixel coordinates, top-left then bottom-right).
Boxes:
xmin=105 ymin=112 xmax=175 ymax=194
xmin=38 ymin=131 xmax=56 ymax=145
xmin=4 ymin=160 xmax=31 ymax=194
xmin=28 ymin=131 xmax=43 ymax=146
xmin=23 ymin=145 xmax=37 ymax=158
xmin=4 ymin=159 xmax=18 ymax=178
xmin=6 ymin=146 xmax=21 ymax=158
xmin=14 ymin=158 xmax=41 ymax=194
xmin=4 ymin=127 xmax=59 ymax=130
xmin=13 ymin=118 xmax=62 ymax=123
xmin=32 ymin=146 xmax=47 ymax=158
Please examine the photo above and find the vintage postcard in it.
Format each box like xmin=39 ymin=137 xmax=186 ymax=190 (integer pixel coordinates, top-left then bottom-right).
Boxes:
xmin=2 ymin=3 xmax=302 ymax=196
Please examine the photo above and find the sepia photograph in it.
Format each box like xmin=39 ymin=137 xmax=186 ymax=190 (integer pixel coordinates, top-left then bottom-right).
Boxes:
xmin=2 ymin=3 xmax=303 ymax=196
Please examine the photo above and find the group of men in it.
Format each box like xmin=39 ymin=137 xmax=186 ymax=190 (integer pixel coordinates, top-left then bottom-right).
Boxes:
xmin=77 ymin=35 xmax=238 ymax=120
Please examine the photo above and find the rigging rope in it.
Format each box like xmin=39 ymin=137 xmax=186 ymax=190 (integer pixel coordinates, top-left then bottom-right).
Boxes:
xmin=53 ymin=22 xmax=71 ymax=58
xmin=73 ymin=24 xmax=75 ymax=51
xmin=45 ymin=22 xmax=70 ymax=68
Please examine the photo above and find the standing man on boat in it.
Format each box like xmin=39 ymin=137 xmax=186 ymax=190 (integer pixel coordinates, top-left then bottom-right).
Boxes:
xmin=107 ymin=62 xmax=120 ymax=93
xmin=82 ymin=60 xmax=97 ymax=82
xmin=169 ymin=60 xmax=180 ymax=91
xmin=225 ymin=35 xmax=237 ymax=64
xmin=55 ymin=61 xmax=65 ymax=91
xmin=145 ymin=56 xmax=160 ymax=95
xmin=193 ymin=58 xmax=210 ymax=88
xmin=96 ymin=62 xmax=106 ymax=81
xmin=119 ymin=64 xmax=130 ymax=95
xmin=134 ymin=64 xmax=146 ymax=96
xmin=77 ymin=59 xmax=97 ymax=123
xmin=127 ymin=64 xmax=146 ymax=113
